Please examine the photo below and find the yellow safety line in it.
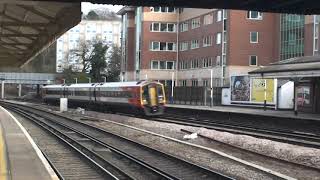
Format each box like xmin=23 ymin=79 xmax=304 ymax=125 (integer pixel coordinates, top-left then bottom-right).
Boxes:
xmin=0 ymin=125 xmax=7 ymax=180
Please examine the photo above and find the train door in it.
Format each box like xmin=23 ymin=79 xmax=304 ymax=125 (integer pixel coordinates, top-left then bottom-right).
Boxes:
xmin=148 ymin=84 xmax=158 ymax=107
xmin=142 ymin=84 xmax=159 ymax=107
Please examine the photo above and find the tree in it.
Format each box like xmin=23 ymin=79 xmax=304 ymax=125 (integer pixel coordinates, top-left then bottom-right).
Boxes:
xmin=86 ymin=10 xmax=99 ymax=20
xmin=89 ymin=41 xmax=108 ymax=82
xmin=61 ymin=65 xmax=76 ymax=83
xmin=62 ymin=40 xmax=109 ymax=83
xmin=83 ymin=8 xmax=120 ymax=21
xmin=69 ymin=40 xmax=94 ymax=73
xmin=106 ymin=46 xmax=121 ymax=82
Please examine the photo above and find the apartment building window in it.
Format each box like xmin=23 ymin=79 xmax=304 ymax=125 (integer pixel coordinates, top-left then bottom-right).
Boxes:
xmin=223 ymin=10 xmax=228 ymax=19
xmin=179 ymin=42 xmax=189 ymax=51
xmin=249 ymin=55 xmax=258 ymax=66
xmin=191 ymin=18 xmax=201 ymax=29
xmin=151 ymin=41 xmax=160 ymax=50
xmin=280 ymin=14 xmax=304 ymax=60
xmin=204 ymin=14 xmax=213 ymax=25
xmin=167 ymin=24 xmax=175 ymax=32
xmin=180 ymin=80 xmax=187 ymax=86
xmin=192 ymin=80 xmax=198 ymax=87
xmin=203 ymin=80 xmax=209 ymax=87
xmin=250 ymin=32 xmax=259 ymax=43
xmin=203 ymin=57 xmax=212 ymax=68
xmin=151 ymin=60 xmax=175 ymax=70
xmin=216 ymin=33 xmax=222 ymax=44
xmin=151 ymin=61 xmax=159 ymax=69
xmin=191 ymin=40 xmax=199 ymax=49
xmin=203 ymin=36 xmax=213 ymax=47
xmin=217 ymin=10 xmax=222 ymax=22
xmin=150 ymin=7 xmax=176 ymax=13
xmin=150 ymin=23 xmax=176 ymax=32
xmin=216 ymin=56 xmax=221 ymax=66
xmin=167 ymin=61 xmax=175 ymax=69
xmin=167 ymin=7 xmax=175 ymax=12
xmin=150 ymin=41 xmax=176 ymax=51
xmin=179 ymin=61 xmax=189 ymax=70
xmin=180 ymin=22 xmax=189 ymax=32
xmin=247 ymin=11 xmax=263 ymax=20
xmin=191 ymin=59 xmax=200 ymax=69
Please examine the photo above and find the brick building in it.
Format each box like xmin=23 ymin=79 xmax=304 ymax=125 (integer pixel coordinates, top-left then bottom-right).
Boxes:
xmin=118 ymin=7 xmax=319 ymax=87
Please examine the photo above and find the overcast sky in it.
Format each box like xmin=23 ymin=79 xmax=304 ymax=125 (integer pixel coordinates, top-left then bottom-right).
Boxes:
xmin=81 ymin=2 xmax=123 ymax=14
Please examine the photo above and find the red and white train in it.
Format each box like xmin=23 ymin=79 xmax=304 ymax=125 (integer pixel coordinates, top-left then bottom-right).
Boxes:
xmin=42 ymin=81 xmax=166 ymax=116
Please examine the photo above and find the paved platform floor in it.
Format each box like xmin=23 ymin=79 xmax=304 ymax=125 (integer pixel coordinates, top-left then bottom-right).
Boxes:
xmin=167 ymin=104 xmax=320 ymax=121
xmin=0 ymin=106 xmax=58 ymax=180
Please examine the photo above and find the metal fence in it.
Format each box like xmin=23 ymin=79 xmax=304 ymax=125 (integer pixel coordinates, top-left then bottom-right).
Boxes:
xmin=165 ymin=86 xmax=222 ymax=106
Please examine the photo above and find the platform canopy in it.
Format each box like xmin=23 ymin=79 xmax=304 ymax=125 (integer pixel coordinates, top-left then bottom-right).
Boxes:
xmin=33 ymin=0 xmax=320 ymax=15
xmin=249 ymin=56 xmax=320 ymax=79
xmin=0 ymin=1 xmax=81 ymax=67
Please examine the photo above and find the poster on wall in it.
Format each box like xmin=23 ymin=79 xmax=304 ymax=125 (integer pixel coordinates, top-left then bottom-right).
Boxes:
xmin=297 ymin=86 xmax=311 ymax=106
xmin=251 ymin=79 xmax=275 ymax=103
xmin=231 ymin=76 xmax=250 ymax=102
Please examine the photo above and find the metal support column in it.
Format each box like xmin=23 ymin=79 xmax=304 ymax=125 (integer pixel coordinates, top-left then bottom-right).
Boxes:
xmin=37 ymin=84 xmax=40 ymax=97
xmin=18 ymin=84 xmax=22 ymax=97
xmin=1 ymin=81 xmax=4 ymax=99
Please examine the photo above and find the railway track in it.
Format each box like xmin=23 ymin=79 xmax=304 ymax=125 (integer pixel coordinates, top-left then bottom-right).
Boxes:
xmin=150 ymin=113 xmax=320 ymax=149
xmin=2 ymin=102 xmax=232 ymax=180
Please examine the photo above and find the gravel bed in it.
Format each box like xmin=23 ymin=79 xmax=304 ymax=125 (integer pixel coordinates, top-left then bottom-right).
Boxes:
xmin=64 ymin=107 xmax=320 ymax=170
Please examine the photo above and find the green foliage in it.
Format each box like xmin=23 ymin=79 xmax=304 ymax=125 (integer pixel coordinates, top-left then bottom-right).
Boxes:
xmin=61 ymin=66 xmax=76 ymax=84
xmin=106 ymin=46 xmax=121 ymax=82
xmin=83 ymin=9 xmax=120 ymax=21
xmin=86 ymin=10 xmax=99 ymax=20
xmin=89 ymin=42 xmax=108 ymax=82
xmin=61 ymin=66 xmax=92 ymax=84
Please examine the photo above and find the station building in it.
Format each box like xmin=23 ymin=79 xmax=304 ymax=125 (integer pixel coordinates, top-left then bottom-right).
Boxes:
xmin=118 ymin=7 xmax=320 ymax=89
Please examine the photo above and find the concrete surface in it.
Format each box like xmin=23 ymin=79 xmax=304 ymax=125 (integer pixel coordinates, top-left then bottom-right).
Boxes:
xmin=0 ymin=106 xmax=57 ymax=180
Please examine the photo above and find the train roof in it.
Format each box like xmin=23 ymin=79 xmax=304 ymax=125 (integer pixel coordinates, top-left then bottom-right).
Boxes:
xmin=42 ymin=84 xmax=64 ymax=88
xmin=97 ymin=81 xmax=146 ymax=88
xmin=43 ymin=81 xmax=161 ymax=89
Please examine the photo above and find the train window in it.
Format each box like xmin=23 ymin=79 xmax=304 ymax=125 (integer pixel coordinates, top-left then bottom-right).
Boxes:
xmin=142 ymin=87 xmax=149 ymax=100
xmin=157 ymin=84 xmax=165 ymax=103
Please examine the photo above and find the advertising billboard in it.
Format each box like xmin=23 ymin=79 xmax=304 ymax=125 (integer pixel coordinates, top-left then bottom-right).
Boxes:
xmin=231 ymin=76 xmax=250 ymax=102
xmin=251 ymin=79 xmax=275 ymax=103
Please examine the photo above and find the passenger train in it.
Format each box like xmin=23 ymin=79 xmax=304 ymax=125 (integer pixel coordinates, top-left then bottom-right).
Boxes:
xmin=42 ymin=81 xmax=166 ymax=116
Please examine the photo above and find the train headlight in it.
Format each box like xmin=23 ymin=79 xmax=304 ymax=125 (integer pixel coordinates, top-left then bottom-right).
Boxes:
xmin=158 ymin=96 xmax=165 ymax=103
xmin=142 ymin=99 xmax=148 ymax=105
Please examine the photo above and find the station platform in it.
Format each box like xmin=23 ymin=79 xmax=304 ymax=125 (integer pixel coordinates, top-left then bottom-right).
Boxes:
xmin=166 ymin=104 xmax=320 ymax=122
xmin=0 ymin=106 xmax=58 ymax=180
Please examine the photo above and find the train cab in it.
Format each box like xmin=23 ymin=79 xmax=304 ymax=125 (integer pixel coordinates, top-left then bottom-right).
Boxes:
xmin=141 ymin=82 xmax=166 ymax=116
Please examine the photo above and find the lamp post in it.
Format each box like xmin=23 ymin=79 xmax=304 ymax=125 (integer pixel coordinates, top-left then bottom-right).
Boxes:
xmin=86 ymin=77 xmax=91 ymax=83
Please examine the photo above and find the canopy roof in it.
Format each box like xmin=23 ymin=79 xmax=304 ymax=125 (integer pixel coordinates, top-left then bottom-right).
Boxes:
xmin=249 ymin=56 xmax=320 ymax=78
xmin=0 ymin=1 xmax=81 ymax=67
xmin=34 ymin=0 xmax=320 ymax=15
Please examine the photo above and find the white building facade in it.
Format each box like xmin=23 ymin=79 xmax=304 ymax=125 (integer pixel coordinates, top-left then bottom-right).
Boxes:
xmin=56 ymin=20 xmax=121 ymax=73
